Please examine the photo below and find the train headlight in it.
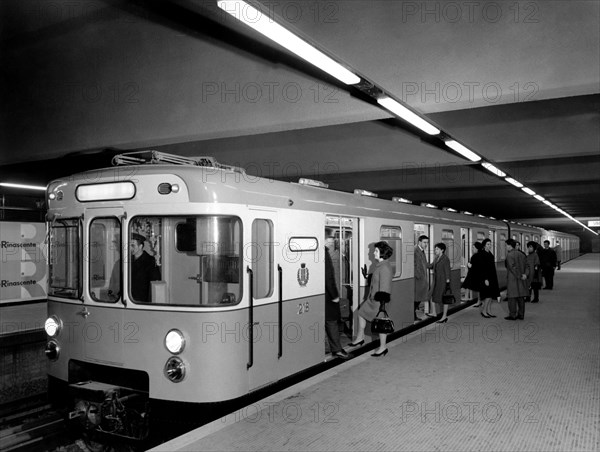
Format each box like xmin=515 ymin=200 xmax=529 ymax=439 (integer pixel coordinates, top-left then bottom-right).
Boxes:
xmin=165 ymin=329 xmax=185 ymax=354
xmin=45 ymin=340 xmax=60 ymax=361
xmin=45 ymin=315 xmax=62 ymax=337
xmin=164 ymin=357 xmax=186 ymax=383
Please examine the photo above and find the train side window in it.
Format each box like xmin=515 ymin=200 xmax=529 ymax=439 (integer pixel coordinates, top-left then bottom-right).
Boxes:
xmin=380 ymin=225 xmax=402 ymax=278
xmin=252 ymin=219 xmax=274 ymax=299
xmin=441 ymin=229 xmax=456 ymax=266
xmin=49 ymin=218 xmax=81 ymax=299
xmin=89 ymin=217 xmax=121 ymax=303
xmin=289 ymin=237 xmax=318 ymax=252
xmin=476 ymin=232 xmax=486 ymax=241
xmin=499 ymin=233 xmax=507 ymax=259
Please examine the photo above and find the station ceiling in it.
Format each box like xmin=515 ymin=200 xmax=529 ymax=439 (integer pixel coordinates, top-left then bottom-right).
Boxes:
xmin=1 ymin=0 xmax=599 ymax=237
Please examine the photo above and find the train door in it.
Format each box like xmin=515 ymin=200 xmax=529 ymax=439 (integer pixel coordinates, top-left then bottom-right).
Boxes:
xmin=414 ymin=223 xmax=432 ymax=297
xmin=85 ymin=212 xmax=125 ymax=363
xmin=247 ymin=211 xmax=279 ymax=390
xmin=325 ymin=215 xmax=359 ymax=350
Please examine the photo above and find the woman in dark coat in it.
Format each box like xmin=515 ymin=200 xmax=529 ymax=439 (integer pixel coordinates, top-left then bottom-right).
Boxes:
xmin=461 ymin=242 xmax=483 ymax=306
xmin=351 ymin=241 xmax=394 ymax=357
xmin=431 ymin=242 xmax=452 ymax=323
xmin=479 ymin=238 xmax=500 ymax=318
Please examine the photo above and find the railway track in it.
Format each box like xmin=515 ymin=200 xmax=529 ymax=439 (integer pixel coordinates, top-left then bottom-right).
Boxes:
xmin=0 ymin=403 xmax=71 ymax=452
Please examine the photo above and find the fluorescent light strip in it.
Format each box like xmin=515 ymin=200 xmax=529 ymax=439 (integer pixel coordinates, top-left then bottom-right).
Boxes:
xmin=522 ymin=187 xmax=536 ymax=196
xmin=377 ymin=97 xmax=440 ymax=135
xmin=445 ymin=140 xmax=481 ymax=162
xmin=505 ymin=177 xmax=523 ymax=188
xmin=0 ymin=182 xmax=47 ymax=191
xmin=217 ymin=1 xmax=360 ymax=85
xmin=534 ymin=194 xmax=545 ymax=201
xmin=481 ymin=162 xmax=506 ymax=177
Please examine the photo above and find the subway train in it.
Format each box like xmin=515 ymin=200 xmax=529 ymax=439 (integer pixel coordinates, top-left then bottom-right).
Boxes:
xmin=43 ymin=151 xmax=579 ymax=440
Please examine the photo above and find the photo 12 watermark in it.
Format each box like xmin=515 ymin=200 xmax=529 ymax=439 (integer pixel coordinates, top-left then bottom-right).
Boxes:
xmin=401 ymin=81 xmax=539 ymax=105
xmin=399 ymin=2 xmax=540 ymax=24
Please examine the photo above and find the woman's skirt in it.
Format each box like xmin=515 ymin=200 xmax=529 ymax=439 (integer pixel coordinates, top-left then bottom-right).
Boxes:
xmin=357 ymin=298 xmax=380 ymax=322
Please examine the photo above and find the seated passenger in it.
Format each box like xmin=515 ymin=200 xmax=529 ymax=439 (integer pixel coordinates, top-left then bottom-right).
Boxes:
xmin=130 ymin=233 xmax=161 ymax=302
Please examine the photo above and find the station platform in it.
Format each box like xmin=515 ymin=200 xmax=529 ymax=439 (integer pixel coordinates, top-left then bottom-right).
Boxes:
xmin=152 ymin=254 xmax=599 ymax=452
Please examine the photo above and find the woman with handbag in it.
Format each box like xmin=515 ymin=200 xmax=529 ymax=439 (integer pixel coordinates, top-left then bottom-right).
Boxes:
xmin=479 ymin=238 xmax=501 ymax=318
xmin=350 ymin=241 xmax=394 ymax=357
xmin=431 ymin=242 xmax=452 ymax=323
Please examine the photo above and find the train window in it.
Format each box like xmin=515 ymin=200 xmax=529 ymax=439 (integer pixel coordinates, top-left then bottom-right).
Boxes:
xmin=252 ymin=219 xmax=274 ymax=299
xmin=476 ymin=232 xmax=486 ymax=241
xmin=49 ymin=218 xmax=81 ymax=299
xmin=380 ymin=226 xmax=402 ymax=277
xmin=128 ymin=216 xmax=242 ymax=306
xmin=499 ymin=233 xmax=507 ymax=259
xmin=89 ymin=218 xmax=121 ymax=303
xmin=441 ymin=229 xmax=456 ymax=266
xmin=289 ymin=237 xmax=318 ymax=252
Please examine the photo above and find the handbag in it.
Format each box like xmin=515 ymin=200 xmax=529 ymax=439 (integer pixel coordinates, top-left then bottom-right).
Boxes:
xmin=442 ymin=286 xmax=456 ymax=305
xmin=371 ymin=306 xmax=394 ymax=335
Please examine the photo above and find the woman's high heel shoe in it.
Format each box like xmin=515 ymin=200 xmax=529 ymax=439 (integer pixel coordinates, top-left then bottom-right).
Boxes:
xmin=481 ymin=313 xmax=491 ymax=318
xmin=371 ymin=349 xmax=388 ymax=357
xmin=486 ymin=314 xmax=497 ymax=318
xmin=437 ymin=318 xmax=448 ymax=323
xmin=349 ymin=339 xmax=365 ymax=347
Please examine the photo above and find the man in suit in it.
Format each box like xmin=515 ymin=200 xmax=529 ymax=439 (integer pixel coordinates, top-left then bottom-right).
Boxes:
xmin=505 ymin=239 xmax=529 ymax=320
xmin=414 ymin=235 xmax=433 ymax=320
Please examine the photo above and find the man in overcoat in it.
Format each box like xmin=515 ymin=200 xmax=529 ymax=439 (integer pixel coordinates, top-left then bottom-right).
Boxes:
xmin=414 ymin=235 xmax=433 ymax=320
xmin=324 ymin=234 xmax=350 ymax=360
xmin=505 ymin=239 xmax=529 ymax=320
xmin=538 ymin=240 xmax=558 ymax=289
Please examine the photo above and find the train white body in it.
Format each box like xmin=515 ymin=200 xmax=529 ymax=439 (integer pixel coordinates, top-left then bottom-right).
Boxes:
xmin=43 ymin=152 xmax=579 ymax=438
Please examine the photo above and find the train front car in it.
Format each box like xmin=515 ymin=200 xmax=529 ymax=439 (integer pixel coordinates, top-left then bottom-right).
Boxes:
xmin=43 ymin=152 xmax=326 ymax=440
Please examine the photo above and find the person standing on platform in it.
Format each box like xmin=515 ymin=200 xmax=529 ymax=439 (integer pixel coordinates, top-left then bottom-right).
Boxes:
xmin=526 ymin=241 xmax=542 ymax=303
xmin=462 ymin=242 xmax=483 ymax=307
xmin=538 ymin=240 xmax=557 ymax=289
xmin=505 ymin=239 xmax=529 ymax=320
xmin=324 ymin=234 xmax=350 ymax=360
xmin=479 ymin=238 xmax=500 ymax=318
xmin=351 ymin=241 xmax=394 ymax=357
xmin=414 ymin=235 xmax=433 ymax=321
xmin=431 ymin=242 xmax=452 ymax=323
xmin=554 ymin=240 xmax=563 ymax=270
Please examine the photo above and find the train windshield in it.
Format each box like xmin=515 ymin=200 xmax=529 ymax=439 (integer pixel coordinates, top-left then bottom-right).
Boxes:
xmin=48 ymin=218 xmax=81 ymax=299
xmin=127 ymin=215 xmax=242 ymax=306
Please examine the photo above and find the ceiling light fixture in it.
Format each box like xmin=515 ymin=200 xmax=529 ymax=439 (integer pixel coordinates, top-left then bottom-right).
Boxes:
xmin=481 ymin=162 xmax=506 ymax=177
xmin=217 ymin=0 xmax=360 ymax=85
xmin=0 ymin=182 xmax=47 ymax=191
xmin=521 ymin=187 xmax=536 ymax=196
xmin=444 ymin=140 xmax=481 ymax=162
xmin=377 ymin=97 xmax=440 ymax=135
xmin=505 ymin=177 xmax=523 ymax=188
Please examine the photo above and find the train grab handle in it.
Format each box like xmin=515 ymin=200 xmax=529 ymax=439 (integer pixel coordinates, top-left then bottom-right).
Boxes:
xmin=247 ymin=267 xmax=254 ymax=370
xmin=278 ymin=265 xmax=283 ymax=359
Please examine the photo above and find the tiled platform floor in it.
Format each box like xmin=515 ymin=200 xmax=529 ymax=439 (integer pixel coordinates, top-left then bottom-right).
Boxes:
xmin=153 ymin=254 xmax=599 ymax=452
